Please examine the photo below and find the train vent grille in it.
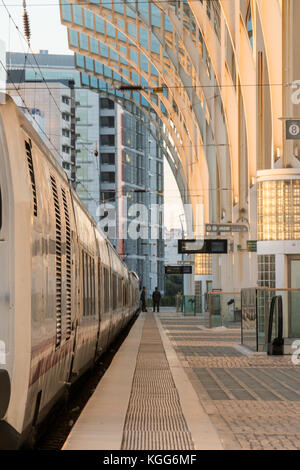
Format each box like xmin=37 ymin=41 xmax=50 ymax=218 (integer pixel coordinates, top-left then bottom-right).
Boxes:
xmin=25 ymin=140 xmax=38 ymax=217
xmin=50 ymin=175 xmax=62 ymax=348
xmin=61 ymin=187 xmax=72 ymax=340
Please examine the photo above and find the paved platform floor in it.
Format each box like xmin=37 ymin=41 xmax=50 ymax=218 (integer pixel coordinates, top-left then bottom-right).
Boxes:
xmin=63 ymin=310 xmax=300 ymax=450
xmin=160 ymin=311 xmax=300 ymax=450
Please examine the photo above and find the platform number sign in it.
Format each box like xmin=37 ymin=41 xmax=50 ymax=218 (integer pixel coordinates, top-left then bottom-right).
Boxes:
xmin=286 ymin=120 xmax=300 ymax=140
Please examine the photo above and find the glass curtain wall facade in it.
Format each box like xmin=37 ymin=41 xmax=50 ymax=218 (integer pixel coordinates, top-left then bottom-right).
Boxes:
xmin=99 ymin=96 xmax=165 ymax=294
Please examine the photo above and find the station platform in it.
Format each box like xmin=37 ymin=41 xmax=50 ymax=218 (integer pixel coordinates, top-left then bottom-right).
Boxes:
xmin=63 ymin=310 xmax=300 ymax=450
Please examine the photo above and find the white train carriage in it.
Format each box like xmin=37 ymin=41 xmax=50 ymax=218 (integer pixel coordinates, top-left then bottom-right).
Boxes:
xmin=0 ymin=94 xmax=140 ymax=449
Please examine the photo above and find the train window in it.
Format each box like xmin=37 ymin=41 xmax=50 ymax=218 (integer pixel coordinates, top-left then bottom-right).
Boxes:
xmin=82 ymin=250 xmax=91 ymax=317
xmin=85 ymin=252 xmax=88 ymax=316
xmin=98 ymin=261 xmax=102 ymax=316
xmin=104 ymin=267 xmax=110 ymax=313
xmin=119 ymin=279 xmax=121 ymax=308
xmin=88 ymin=255 xmax=91 ymax=315
xmin=118 ymin=278 xmax=121 ymax=308
xmin=112 ymin=273 xmax=117 ymax=310
xmin=91 ymin=258 xmax=95 ymax=316
xmin=88 ymin=255 xmax=91 ymax=316
xmin=124 ymin=282 xmax=127 ymax=308
xmin=82 ymin=250 xmax=85 ymax=316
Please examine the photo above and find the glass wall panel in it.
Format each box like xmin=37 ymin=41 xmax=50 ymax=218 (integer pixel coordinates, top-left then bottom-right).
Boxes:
xmin=257 ymin=179 xmax=300 ymax=240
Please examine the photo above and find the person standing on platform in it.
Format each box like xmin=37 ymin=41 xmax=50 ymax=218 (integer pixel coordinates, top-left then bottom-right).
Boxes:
xmin=140 ymin=286 xmax=147 ymax=312
xmin=152 ymin=287 xmax=161 ymax=313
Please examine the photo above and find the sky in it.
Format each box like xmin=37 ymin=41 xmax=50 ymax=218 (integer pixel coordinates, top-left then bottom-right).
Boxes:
xmin=0 ymin=0 xmax=71 ymax=55
xmin=0 ymin=0 xmax=185 ymax=229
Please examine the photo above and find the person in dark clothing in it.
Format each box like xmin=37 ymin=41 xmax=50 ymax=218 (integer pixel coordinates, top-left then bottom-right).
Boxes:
xmin=140 ymin=286 xmax=147 ymax=312
xmin=152 ymin=287 xmax=161 ymax=312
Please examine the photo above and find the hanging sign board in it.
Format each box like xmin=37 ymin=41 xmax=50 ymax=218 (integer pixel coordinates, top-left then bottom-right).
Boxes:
xmin=165 ymin=265 xmax=192 ymax=274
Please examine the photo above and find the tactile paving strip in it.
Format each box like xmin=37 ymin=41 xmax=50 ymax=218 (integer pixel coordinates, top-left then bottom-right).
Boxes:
xmin=121 ymin=315 xmax=194 ymax=450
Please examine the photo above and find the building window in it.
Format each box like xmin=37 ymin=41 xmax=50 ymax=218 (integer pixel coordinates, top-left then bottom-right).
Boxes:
xmin=101 ymin=134 xmax=115 ymax=146
xmin=62 ymin=112 xmax=70 ymax=122
xmin=62 ymin=161 xmax=71 ymax=170
xmin=101 ymin=191 xmax=115 ymax=202
xmin=100 ymin=98 xmax=115 ymax=109
xmin=246 ymin=3 xmax=253 ymax=49
xmin=62 ymin=145 xmax=70 ymax=154
xmin=195 ymin=254 xmax=212 ymax=275
xmin=157 ymin=161 xmax=163 ymax=191
xmin=100 ymin=116 xmax=115 ymax=127
xmin=257 ymin=255 xmax=275 ymax=288
xmin=101 ymin=172 xmax=115 ymax=183
xmin=62 ymin=129 xmax=70 ymax=137
xmin=62 ymin=95 xmax=70 ymax=105
xmin=100 ymin=153 xmax=115 ymax=164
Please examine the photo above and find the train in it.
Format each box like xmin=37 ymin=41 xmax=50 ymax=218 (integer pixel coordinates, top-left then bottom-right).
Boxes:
xmin=0 ymin=93 xmax=140 ymax=449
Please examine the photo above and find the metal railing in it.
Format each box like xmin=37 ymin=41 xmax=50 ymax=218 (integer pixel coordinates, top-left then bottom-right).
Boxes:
xmin=176 ymin=287 xmax=300 ymax=349
xmin=242 ymin=287 xmax=300 ymax=351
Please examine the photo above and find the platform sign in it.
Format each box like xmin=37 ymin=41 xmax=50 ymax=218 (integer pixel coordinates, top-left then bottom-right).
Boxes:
xmin=206 ymin=223 xmax=248 ymax=233
xmin=247 ymin=240 xmax=257 ymax=252
xmin=165 ymin=265 xmax=192 ymax=274
xmin=178 ymin=239 xmax=228 ymax=254
xmin=286 ymin=120 xmax=300 ymax=140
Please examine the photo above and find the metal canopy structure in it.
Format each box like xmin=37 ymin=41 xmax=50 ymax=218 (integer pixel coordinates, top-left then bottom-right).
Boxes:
xmin=60 ymin=0 xmax=235 ymax=231
xmin=60 ymin=0 xmax=291 ymax=291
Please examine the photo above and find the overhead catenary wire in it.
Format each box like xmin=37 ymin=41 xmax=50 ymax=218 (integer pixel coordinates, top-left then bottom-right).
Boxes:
xmin=1 ymin=0 xmax=100 ymax=160
xmin=1 ymin=0 xmax=63 ymax=118
xmin=0 ymin=0 xmax=251 ymax=7
xmin=0 ymin=81 xmax=293 ymax=89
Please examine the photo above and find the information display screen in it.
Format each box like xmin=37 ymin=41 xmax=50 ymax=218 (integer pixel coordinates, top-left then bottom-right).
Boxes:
xmin=178 ymin=239 xmax=228 ymax=254
xmin=165 ymin=265 xmax=192 ymax=274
